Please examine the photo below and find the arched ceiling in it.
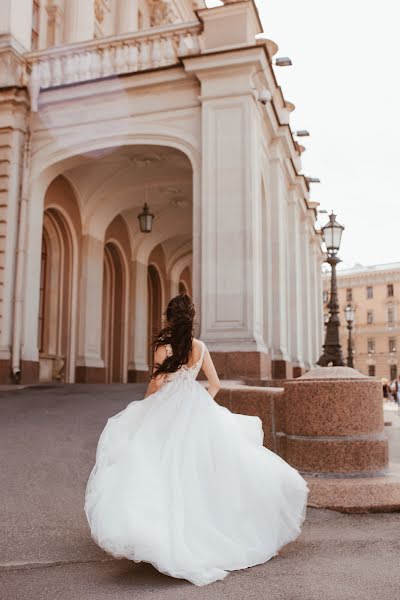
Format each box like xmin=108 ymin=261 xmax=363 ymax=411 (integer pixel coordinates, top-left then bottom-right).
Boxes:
xmin=63 ymin=144 xmax=193 ymax=238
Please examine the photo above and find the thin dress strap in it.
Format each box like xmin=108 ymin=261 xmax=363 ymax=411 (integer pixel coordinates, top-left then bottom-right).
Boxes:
xmin=199 ymin=341 xmax=206 ymax=367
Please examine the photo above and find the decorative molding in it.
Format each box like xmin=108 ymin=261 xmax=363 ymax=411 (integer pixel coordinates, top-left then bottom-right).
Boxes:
xmin=25 ymin=20 xmax=201 ymax=111
xmin=149 ymin=1 xmax=179 ymax=27
xmin=0 ymin=49 xmax=26 ymax=87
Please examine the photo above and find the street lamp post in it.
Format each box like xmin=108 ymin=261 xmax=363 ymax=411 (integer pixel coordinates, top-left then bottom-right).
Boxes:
xmin=345 ymin=304 xmax=355 ymax=368
xmin=318 ymin=212 xmax=345 ymax=367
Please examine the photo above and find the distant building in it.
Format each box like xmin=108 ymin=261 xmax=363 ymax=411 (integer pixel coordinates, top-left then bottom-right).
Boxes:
xmin=323 ymin=263 xmax=400 ymax=380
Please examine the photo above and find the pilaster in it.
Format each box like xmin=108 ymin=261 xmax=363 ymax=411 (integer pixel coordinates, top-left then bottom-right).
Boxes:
xmin=116 ymin=0 xmax=139 ymax=34
xmin=75 ymin=235 xmax=105 ymax=381
xmin=0 ymin=88 xmax=30 ymax=383
xmin=184 ymin=48 xmax=267 ymax=378
xmin=268 ymin=153 xmax=290 ymax=376
xmin=63 ymin=0 xmax=95 ymax=44
xmin=288 ymin=191 xmax=305 ymax=371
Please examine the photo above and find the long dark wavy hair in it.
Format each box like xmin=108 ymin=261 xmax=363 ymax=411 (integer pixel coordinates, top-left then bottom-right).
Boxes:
xmin=151 ymin=294 xmax=195 ymax=378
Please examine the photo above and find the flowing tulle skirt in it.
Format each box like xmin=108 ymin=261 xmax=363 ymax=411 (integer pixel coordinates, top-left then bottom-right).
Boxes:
xmin=85 ymin=379 xmax=308 ymax=586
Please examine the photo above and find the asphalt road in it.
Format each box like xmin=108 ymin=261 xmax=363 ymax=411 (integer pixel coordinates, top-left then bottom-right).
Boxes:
xmin=1 ymin=384 xmax=399 ymax=600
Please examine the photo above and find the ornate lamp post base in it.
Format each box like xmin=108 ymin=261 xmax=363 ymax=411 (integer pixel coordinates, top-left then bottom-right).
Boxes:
xmin=318 ymin=254 xmax=345 ymax=367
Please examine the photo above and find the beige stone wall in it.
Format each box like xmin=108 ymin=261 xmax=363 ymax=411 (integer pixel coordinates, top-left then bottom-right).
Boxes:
xmin=323 ymin=264 xmax=400 ymax=380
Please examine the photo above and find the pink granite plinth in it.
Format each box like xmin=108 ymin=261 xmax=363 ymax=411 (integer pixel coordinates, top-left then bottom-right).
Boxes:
xmin=278 ymin=436 xmax=388 ymax=475
xmin=283 ymin=367 xmax=388 ymax=476
xmin=306 ymin=463 xmax=400 ymax=513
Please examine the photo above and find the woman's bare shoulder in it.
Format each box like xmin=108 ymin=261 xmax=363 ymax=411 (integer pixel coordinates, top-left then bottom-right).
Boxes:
xmin=192 ymin=338 xmax=205 ymax=349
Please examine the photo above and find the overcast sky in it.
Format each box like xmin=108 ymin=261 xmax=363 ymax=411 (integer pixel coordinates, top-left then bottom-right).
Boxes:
xmin=207 ymin=0 xmax=400 ymax=268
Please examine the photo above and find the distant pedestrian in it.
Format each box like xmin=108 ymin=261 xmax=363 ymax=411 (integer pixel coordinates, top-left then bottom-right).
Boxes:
xmin=395 ymin=376 xmax=400 ymax=404
xmin=382 ymin=379 xmax=390 ymax=399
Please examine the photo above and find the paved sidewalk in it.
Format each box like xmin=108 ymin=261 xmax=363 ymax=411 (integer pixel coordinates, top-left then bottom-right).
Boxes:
xmin=1 ymin=385 xmax=399 ymax=600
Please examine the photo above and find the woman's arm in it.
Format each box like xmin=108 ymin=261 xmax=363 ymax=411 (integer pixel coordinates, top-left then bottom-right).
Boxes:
xmin=144 ymin=345 xmax=168 ymax=398
xmin=201 ymin=347 xmax=221 ymax=399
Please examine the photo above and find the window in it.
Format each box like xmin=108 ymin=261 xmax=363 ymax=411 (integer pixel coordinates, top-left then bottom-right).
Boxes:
xmin=387 ymin=283 xmax=394 ymax=297
xmin=323 ymin=290 xmax=329 ymax=304
xmin=366 ymin=286 xmax=373 ymax=299
xmin=367 ymin=338 xmax=375 ymax=354
xmin=368 ymin=365 xmax=376 ymax=377
xmin=389 ymin=338 xmax=397 ymax=353
xmin=390 ymin=365 xmax=398 ymax=380
xmin=346 ymin=288 xmax=353 ymax=302
xmin=31 ymin=0 xmax=40 ymax=50
xmin=367 ymin=310 xmax=373 ymax=325
xmin=388 ymin=307 xmax=395 ymax=326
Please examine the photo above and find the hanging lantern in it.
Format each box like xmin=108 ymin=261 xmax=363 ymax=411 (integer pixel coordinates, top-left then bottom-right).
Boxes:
xmin=138 ymin=202 xmax=154 ymax=234
xmin=321 ymin=212 xmax=344 ymax=256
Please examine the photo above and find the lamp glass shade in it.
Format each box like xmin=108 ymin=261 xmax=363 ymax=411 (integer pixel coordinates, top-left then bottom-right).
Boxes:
xmin=345 ymin=304 xmax=355 ymax=323
xmin=322 ymin=212 xmax=344 ymax=254
xmin=138 ymin=202 xmax=154 ymax=234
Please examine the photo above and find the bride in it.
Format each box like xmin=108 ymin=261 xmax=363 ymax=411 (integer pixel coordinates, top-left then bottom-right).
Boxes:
xmin=85 ymin=294 xmax=308 ymax=586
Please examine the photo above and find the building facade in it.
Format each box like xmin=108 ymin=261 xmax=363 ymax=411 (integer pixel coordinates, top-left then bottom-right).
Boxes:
xmin=323 ymin=263 xmax=400 ymax=380
xmin=0 ymin=0 xmax=323 ymax=385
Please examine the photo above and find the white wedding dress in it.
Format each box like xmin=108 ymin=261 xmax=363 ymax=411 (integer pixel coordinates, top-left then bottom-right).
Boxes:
xmin=85 ymin=341 xmax=308 ymax=586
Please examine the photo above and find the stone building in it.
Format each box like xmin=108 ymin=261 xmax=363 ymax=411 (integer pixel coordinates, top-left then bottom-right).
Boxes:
xmin=323 ymin=263 xmax=400 ymax=380
xmin=0 ymin=0 xmax=323 ymax=385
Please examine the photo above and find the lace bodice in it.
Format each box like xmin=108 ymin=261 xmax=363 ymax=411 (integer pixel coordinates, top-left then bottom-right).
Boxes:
xmin=164 ymin=341 xmax=206 ymax=384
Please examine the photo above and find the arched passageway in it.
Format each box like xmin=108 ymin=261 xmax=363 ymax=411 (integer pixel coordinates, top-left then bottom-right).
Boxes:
xmin=38 ymin=175 xmax=81 ymax=383
xmin=32 ymin=145 xmax=195 ymax=384
xmin=179 ymin=265 xmax=192 ymax=297
xmin=39 ymin=209 xmax=74 ymax=382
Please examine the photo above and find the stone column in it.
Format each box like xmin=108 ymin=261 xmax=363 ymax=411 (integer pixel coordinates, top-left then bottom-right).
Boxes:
xmin=184 ymin=52 xmax=267 ymax=380
xmin=311 ymin=238 xmax=323 ymax=365
xmin=46 ymin=3 xmax=64 ymax=47
xmin=0 ymin=0 xmax=33 ymax=50
xmin=300 ymin=218 xmax=313 ymax=369
xmin=116 ymin=0 xmax=139 ymax=34
xmin=63 ymin=0 xmax=94 ymax=44
xmin=307 ymin=233 xmax=317 ymax=366
xmin=261 ymin=170 xmax=273 ymax=358
xmin=269 ymin=156 xmax=290 ymax=379
xmin=0 ymin=89 xmax=30 ymax=383
xmin=288 ymin=193 xmax=304 ymax=376
xmin=19 ymin=171 xmax=49 ymax=383
xmin=315 ymin=247 xmax=324 ymax=358
xmin=75 ymin=235 xmax=105 ymax=382
xmin=128 ymin=259 xmax=149 ymax=382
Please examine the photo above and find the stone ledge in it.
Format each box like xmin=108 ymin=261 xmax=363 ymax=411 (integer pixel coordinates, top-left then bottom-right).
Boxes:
xmin=306 ymin=463 xmax=400 ymax=513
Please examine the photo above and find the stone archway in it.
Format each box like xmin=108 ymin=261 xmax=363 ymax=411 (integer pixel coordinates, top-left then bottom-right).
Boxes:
xmin=23 ymin=141 xmax=197 ymax=384
xmin=179 ymin=265 xmax=192 ymax=297
xmin=37 ymin=175 xmax=81 ymax=383
xmin=39 ymin=208 xmax=74 ymax=382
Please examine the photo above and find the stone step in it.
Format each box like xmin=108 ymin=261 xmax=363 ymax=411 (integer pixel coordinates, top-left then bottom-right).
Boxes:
xmin=306 ymin=463 xmax=400 ymax=513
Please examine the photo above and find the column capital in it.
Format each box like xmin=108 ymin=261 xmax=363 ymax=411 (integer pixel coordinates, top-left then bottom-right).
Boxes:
xmin=183 ymin=45 xmax=268 ymax=100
